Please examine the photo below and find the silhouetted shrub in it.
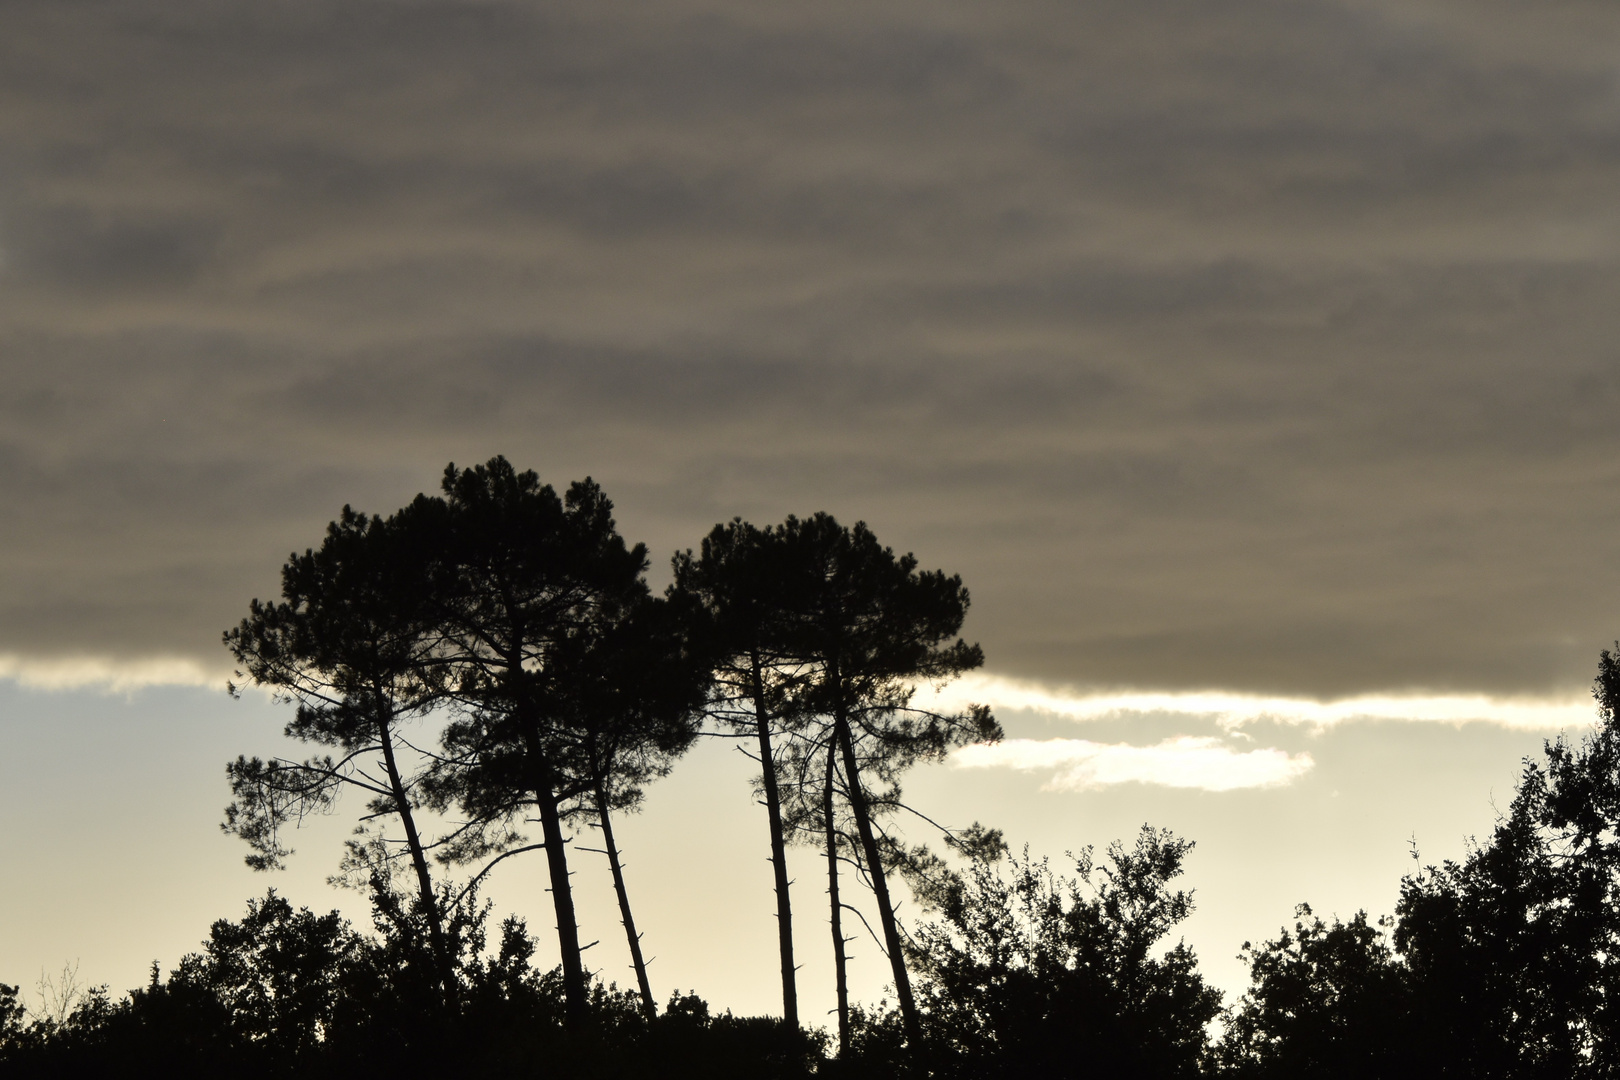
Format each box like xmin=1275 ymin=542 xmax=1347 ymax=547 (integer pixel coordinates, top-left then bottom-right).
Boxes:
xmin=0 ymin=886 xmax=824 ymax=1080
xmin=1218 ymin=907 xmax=1415 ymax=1079
xmin=900 ymin=824 xmax=1222 ymax=1079
xmin=1222 ymin=647 xmax=1620 ymax=1079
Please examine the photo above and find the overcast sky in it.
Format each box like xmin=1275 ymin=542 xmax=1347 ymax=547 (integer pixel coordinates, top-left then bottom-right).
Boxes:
xmin=3 ymin=0 xmax=1620 ymax=1022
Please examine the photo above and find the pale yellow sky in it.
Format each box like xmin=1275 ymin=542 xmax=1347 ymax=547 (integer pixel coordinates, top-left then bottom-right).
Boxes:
xmin=0 ymin=674 xmax=1577 ymax=1017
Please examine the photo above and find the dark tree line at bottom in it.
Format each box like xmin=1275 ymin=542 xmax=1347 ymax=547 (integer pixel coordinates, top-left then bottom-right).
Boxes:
xmin=11 ymin=646 xmax=1620 ymax=1077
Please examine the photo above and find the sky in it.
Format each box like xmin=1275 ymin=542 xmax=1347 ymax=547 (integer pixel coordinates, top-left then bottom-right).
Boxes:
xmin=3 ymin=0 xmax=1620 ymax=1024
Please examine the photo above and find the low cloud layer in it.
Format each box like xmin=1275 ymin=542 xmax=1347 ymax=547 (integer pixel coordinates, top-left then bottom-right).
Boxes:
xmin=926 ymin=673 xmax=1597 ymax=731
xmin=953 ymin=735 xmax=1315 ymax=792
xmin=0 ymin=653 xmax=218 ymax=694
xmin=3 ymin=1 xmax=1619 ymax=697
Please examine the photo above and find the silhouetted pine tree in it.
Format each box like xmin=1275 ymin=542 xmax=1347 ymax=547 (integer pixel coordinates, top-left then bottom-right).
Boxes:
xmin=416 ymin=458 xmax=700 ymax=1023
xmin=773 ymin=513 xmax=1000 ymax=1054
xmin=570 ymin=590 xmax=715 ymax=1015
xmin=222 ymin=506 xmax=460 ymax=1005
xmin=670 ymin=518 xmax=818 ymax=1028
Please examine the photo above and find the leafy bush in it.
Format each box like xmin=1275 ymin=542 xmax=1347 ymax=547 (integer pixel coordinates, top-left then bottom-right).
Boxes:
xmin=900 ymin=824 xmax=1222 ymax=1079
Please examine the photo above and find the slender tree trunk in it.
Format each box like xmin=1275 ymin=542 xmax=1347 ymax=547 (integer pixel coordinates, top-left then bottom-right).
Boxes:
xmin=595 ymin=780 xmax=656 ymax=1018
xmin=834 ymin=697 xmax=923 ymax=1052
xmin=825 ymin=740 xmax=850 ymax=1055
xmin=526 ymin=729 xmax=588 ymax=1024
xmin=377 ymin=717 xmax=458 ymax=1008
xmin=751 ymin=647 xmax=799 ymax=1028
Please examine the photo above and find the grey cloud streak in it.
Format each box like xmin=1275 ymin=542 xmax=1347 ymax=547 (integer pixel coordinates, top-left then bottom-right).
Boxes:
xmin=2 ymin=0 xmax=1619 ymax=696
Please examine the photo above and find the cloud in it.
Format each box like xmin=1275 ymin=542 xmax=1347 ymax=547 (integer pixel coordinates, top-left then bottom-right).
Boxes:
xmin=953 ymin=736 xmax=1314 ymax=792
xmin=1 ymin=0 xmax=1620 ymax=699
xmin=921 ymin=673 xmax=1594 ymax=731
xmin=0 ymin=654 xmax=222 ymax=693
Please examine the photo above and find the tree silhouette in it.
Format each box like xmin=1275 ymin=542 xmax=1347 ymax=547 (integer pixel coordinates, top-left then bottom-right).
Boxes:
xmin=903 ymin=825 xmax=1221 ymax=1080
xmin=0 ymin=883 xmax=827 ymax=1079
xmin=570 ymin=590 xmax=714 ymax=1015
xmin=418 ymin=458 xmax=673 ymax=1023
xmin=0 ymin=983 xmax=21 ymax=1044
xmin=795 ymin=724 xmax=854 ymax=1053
xmin=1222 ymin=646 xmax=1620 ymax=1078
xmin=775 ymin=699 xmax=911 ymax=1056
xmin=1389 ymin=691 xmax=1620 ymax=1076
xmin=175 ymin=892 xmax=374 ymax=1063
xmin=774 ymin=513 xmax=999 ymax=1054
xmin=1218 ymin=907 xmax=1413 ymax=1078
xmin=669 ymin=519 xmax=816 ymax=1028
xmin=222 ymin=506 xmax=460 ymax=1003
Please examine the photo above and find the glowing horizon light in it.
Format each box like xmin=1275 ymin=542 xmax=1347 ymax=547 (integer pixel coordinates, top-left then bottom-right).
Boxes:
xmin=0 ymin=652 xmax=1597 ymax=735
xmin=918 ymin=672 xmax=1594 ymax=732
xmin=953 ymin=735 xmax=1315 ymax=792
xmin=0 ymin=653 xmax=225 ymax=693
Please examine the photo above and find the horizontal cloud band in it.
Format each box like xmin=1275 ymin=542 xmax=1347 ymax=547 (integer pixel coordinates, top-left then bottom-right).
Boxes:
xmin=0 ymin=656 xmax=1597 ymax=738
xmin=923 ymin=673 xmax=1594 ymax=732
xmin=0 ymin=654 xmax=223 ymax=693
xmin=953 ymin=736 xmax=1313 ymax=792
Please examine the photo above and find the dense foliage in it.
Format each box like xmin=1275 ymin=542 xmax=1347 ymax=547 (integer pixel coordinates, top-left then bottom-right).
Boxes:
xmin=1218 ymin=647 xmax=1620 ymax=1079
xmin=900 ymin=825 xmax=1222 ymax=1079
xmin=0 ymin=886 xmax=820 ymax=1080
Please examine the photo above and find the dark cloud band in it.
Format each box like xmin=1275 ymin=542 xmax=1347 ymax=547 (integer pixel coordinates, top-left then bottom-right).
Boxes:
xmin=2 ymin=0 xmax=1618 ymax=697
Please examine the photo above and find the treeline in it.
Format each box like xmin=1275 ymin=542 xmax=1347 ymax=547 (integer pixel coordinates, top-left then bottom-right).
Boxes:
xmin=6 ymin=457 xmax=1620 ymax=1076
